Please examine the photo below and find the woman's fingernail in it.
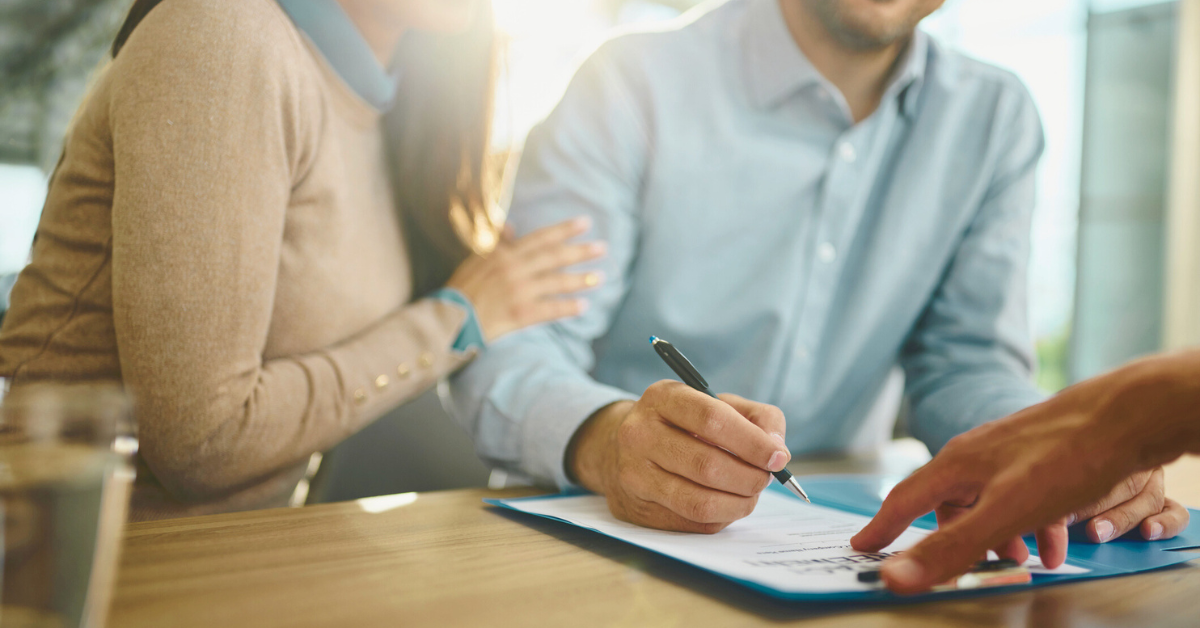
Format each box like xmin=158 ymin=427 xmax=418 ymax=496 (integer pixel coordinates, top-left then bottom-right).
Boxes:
xmin=768 ymin=451 xmax=788 ymax=472
xmin=588 ymin=242 xmax=608 ymax=255
xmin=573 ymin=216 xmax=592 ymax=230
xmin=1095 ymin=519 xmax=1114 ymax=542
xmin=771 ymin=433 xmax=787 ymax=447
xmin=1148 ymin=522 xmax=1164 ymax=540
xmin=883 ymin=558 xmax=925 ymax=588
xmin=575 ymin=299 xmax=590 ymax=314
xmin=1065 ymin=513 xmax=1076 ymax=527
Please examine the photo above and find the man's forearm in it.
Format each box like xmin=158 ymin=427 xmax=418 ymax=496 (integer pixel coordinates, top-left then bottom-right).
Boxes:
xmin=564 ymin=400 xmax=632 ymax=493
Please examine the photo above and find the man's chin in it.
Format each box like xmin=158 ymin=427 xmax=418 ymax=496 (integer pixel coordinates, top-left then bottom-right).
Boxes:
xmin=829 ymin=22 xmax=912 ymax=50
xmin=799 ymin=0 xmax=929 ymax=50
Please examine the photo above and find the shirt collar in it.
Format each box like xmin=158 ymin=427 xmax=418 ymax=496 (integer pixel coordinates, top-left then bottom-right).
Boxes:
xmin=277 ymin=0 xmax=399 ymax=111
xmin=890 ymin=30 xmax=928 ymax=119
xmin=740 ymin=0 xmax=928 ymax=119
xmin=741 ymin=0 xmax=824 ymax=109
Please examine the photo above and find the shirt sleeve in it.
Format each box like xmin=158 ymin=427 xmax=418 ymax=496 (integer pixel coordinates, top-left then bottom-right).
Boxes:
xmin=900 ymin=80 xmax=1048 ymax=452
xmin=445 ymin=40 xmax=648 ymax=488
xmin=107 ymin=2 xmax=474 ymax=502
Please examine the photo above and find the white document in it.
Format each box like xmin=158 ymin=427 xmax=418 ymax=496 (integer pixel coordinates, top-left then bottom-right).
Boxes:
xmin=503 ymin=490 xmax=1087 ymax=594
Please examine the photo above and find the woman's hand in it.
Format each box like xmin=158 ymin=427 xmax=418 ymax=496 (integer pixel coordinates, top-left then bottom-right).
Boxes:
xmin=446 ymin=217 xmax=606 ymax=343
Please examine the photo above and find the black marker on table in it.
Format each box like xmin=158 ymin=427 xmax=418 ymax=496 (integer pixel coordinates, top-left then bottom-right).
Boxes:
xmin=649 ymin=336 xmax=811 ymax=503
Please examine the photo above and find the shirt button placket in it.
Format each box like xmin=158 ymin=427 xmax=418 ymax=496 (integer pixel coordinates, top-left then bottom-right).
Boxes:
xmin=838 ymin=141 xmax=857 ymax=163
xmin=817 ymin=242 xmax=837 ymax=264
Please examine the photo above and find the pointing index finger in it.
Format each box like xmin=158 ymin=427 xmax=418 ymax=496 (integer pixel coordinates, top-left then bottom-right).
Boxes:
xmin=881 ymin=500 xmax=1008 ymax=594
xmin=851 ymin=461 xmax=962 ymax=552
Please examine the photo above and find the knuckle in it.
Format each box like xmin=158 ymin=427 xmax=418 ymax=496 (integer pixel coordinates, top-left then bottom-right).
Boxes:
xmin=1122 ymin=475 xmax=1142 ymax=500
xmin=526 ymin=303 xmax=552 ymax=324
xmin=699 ymin=406 xmax=725 ymax=438
xmin=756 ymin=471 xmax=772 ymax=493
xmin=1149 ymin=487 xmax=1166 ymax=513
xmin=644 ymin=380 xmax=671 ymax=402
xmin=688 ymin=496 xmax=718 ymax=523
xmin=944 ymin=433 xmax=969 ymax=451
xmin=617 ymin=465 xmax=641 ymax=493
xmin=606 ymin=497 xmax=632 ymax=523
xmin=563 ymin=243 xmax=587 ymax=261
xmin=615 ymin=419 xmax=640 ymax=450
xmin=570 ymin=273 xmax=588 ymax=290
xmin=549 ymin=248 xmax=573 ymax=267
xmin=551 ymin=274 xmax=572 ymax=292
xmin=742 ymin=494 xmax=760 ymax=518
xmin=693 ymin=453 xmax=719 ymax=485
xmin=1112 ymin=509 xmax=1137 ymax=532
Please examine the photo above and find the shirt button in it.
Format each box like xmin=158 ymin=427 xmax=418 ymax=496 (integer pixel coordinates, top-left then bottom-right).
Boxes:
xmin=818 ymin=242 xmax=837 ymax=263
xmin=374 ymin=374 xmax=390 ymax=390
xmin=418 ymin=352 xmax=435 ymax=368
xmin=397 ymin=364 xmax=411 ymax=379
xmin=838 ymin=141 xmax=857 ymax=163
xmin=353 ymin=388 xmax=368 ymax=405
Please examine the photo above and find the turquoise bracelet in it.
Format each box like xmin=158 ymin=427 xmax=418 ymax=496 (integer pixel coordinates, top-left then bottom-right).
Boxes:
xmin=430 ymin=288 xmax=486 ymax=354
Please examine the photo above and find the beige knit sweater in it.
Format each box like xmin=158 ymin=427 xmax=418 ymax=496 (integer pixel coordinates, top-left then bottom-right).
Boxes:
xmin=0 ymin=0 xmax=474 ymax=521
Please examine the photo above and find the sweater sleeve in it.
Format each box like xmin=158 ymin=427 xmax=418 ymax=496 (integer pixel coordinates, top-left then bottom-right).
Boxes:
xmin=107 ymin=0 xmax=473 ymax=502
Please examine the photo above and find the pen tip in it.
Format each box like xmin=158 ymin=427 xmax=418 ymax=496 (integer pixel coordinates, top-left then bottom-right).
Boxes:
xmin=649 ymin=336 xmax=658 ymax=344
xmin=786 ymin=477 xmax=811 ymax=504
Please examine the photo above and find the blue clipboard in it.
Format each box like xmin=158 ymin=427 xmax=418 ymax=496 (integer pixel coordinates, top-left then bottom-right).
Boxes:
xmin=486 ymin=474 xmax=1200 ymax=602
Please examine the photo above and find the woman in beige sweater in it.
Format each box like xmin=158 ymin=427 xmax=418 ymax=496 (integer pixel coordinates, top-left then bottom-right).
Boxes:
xmin=0 ymin=0 xmax=605 ymax=520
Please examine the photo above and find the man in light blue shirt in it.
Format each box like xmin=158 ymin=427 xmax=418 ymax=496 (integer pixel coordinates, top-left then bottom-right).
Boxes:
xmin=450 ymin=0 xmax=1170 ymax=539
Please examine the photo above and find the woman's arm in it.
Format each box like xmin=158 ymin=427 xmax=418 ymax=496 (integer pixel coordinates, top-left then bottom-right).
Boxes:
xmin=107 ymin=0 xmax=475 ymax=501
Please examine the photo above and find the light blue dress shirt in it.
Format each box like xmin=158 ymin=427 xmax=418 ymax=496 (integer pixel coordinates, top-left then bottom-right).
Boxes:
xmin=449 ymin=0 xmax=1046 ymax=488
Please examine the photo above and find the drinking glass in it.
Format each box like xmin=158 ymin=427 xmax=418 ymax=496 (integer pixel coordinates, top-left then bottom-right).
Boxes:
xmin=0 ymin=380 xmax=137 ymax=628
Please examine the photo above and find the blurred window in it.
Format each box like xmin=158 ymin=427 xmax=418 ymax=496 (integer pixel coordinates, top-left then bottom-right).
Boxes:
xmin=0 ymin=165 xmax=45 ymax=275
xmin=922 ymin=0 xmax=1088 ymax=391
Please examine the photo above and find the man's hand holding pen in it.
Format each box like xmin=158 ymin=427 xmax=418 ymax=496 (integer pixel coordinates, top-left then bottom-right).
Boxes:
xmin=565 ymin=382 xmax=792 ymax=534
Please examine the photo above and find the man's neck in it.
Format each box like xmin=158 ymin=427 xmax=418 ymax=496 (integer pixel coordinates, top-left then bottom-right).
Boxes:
xmin=335 ymin=0 xmax=406 ymax=67
xmin=780 ymin=0 xmax=910 ymax=124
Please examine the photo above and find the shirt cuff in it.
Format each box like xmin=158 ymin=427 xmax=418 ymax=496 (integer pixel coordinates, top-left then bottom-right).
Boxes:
xmin=429 ymin=288 xmax=486 ymax=355
xmin=517 ymin=378 xmax=635 ymax=490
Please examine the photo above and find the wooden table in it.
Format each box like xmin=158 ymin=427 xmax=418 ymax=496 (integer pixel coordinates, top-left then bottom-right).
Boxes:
xmin=109 ymin=449 xmax=1200 ymax=628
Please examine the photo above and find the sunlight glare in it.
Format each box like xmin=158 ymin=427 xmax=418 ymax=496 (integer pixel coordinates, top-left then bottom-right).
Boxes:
xmin=357 ymin=492 xmax=419 ymax=514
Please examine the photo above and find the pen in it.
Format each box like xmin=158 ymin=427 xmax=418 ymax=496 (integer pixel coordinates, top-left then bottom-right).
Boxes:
xmin=649 ymin=336 xmax=811 ymax=503
xmin=857 ymin=559 xmax=1031 ymax=590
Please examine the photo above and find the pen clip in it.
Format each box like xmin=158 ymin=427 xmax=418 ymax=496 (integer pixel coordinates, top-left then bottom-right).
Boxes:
xmin=653 ymin=338 xmax=710 ymax=390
